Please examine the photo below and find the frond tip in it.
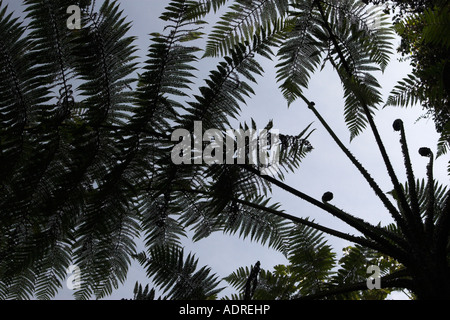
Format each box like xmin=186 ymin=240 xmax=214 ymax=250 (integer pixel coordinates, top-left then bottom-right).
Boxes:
xmin=418 ymin=147 xmax=432 ymax=158
xmin=392 ymin=119 xmax=403 ymax=132
xmin=322 ymin=192 xmax=334 ymax=203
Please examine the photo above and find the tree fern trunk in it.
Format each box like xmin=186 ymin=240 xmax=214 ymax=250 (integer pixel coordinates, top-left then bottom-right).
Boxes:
xmin=413 ymin=269 xmax=450 ymax=300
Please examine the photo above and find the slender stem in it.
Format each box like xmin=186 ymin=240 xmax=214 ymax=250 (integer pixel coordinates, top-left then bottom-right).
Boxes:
xmin=397 ymin=122 xmax=420 ymax=218
xmin=313 ymin=0 xmax=422 ymax=242
xmin=233 ymin=197 xmax=382 ymax=251
xmin=424 ymin=154 xmax=435 ymax=237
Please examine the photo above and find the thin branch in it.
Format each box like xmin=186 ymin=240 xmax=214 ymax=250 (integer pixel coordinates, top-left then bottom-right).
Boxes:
xmin=233 ymin=196 xmax=383 ymax=251
xmin=240 ymin=165 xmax=409 ymax=262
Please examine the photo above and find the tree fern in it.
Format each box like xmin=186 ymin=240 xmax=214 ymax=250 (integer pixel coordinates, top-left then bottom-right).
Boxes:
xmin=130 ymin=0 xmax=315 ymax=299
xmin=270 ymin=0 xmax=394 ymax=139
xmin=325 ymin=0 xmax=393 ymax=71
xmin=2 ymin=0 xmax=448 ymax=300
xmin=136 ymin=0 xmax=314 ymax=266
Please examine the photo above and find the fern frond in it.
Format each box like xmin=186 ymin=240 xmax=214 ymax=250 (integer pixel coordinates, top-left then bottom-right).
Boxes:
xmin=422 ymin=5 xmax=450 ymax=48
xmin=436 ymin=121 xmax=449 ymax=158
xmin=0 ymin=1 xmax=76 ymax=299
xmin=127 ymin=0 xmax=227 ymax=264
xmin=183 ymin=42 xmax=265 ymax=130
xmin=180 ymin=12 xmax=289 ymax=134
xmin=33 ymin=240 xmax=72 ymax=300
xmin=223 ymin=265 xmax=253 ymax=292
xmin=389 ymin=179 xmax=448 ymax=221
xmin=340 ymin=71 xmax=381 ymax=141
xmin=319 ymin=0 xmax=393 ymax=140
xmin=71 ymin=0 xmax=138 ymax=127
xmin=184 ymin=0 xmax=230 ymax=21
xmin=0 ymin=1 xmax=50 ymax=178
xmin=138 ymin=245 xmax=224 ymax=300
xmin=288 ymin=221 xmax=336 ymax=296
xmin=73 ymin=180 xmax=141 ymax=300
xmin=62 ymin=0 xmax=140 ymax=299
xmin=276 ymin=123 xmax=315 ymax=177
xmin=328 ymin=244 xmax=401 ymax=300
xmin=327 ymin=37 xmax=383 ymax=141
xmin=325 ymin=0 xmax=394 ymax=71
xmin=204 ymin=0 xmax=290 ymax=57
xmin=276 ymin=0 xmax=324 ymax=105
xmin=138 ymin=190 xmax=187 ymax=249
xmin=385 ymin=73 xmax=423 ymax=108
xmin=219 ymin=196 xmax=292 ymax=254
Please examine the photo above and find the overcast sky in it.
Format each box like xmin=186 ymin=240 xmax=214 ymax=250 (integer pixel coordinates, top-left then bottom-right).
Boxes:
xmin=3 ymin=0 xmax=448 ymax=300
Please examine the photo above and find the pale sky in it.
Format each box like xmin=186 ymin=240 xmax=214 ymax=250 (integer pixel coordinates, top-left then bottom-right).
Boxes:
xmin=3 ymin=0 xmax=448 ymax=300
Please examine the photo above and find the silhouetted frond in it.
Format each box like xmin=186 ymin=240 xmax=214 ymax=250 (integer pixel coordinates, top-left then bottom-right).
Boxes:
xmin=138 ymin=245 xmax=224 ymax=300
xmin=287 ymin=222 xmax=336 ymax=297
xmin=276 ymin=0 xmax=324 ymax=105
xmin=385 ymin=73 xmax=423 ymax=108
xmin=204 ymin=0 xmax=290 ymax=57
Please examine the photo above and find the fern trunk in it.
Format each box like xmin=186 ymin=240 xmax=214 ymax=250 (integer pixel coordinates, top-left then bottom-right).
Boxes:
xmin=413 ymin=270 xmax=450 ymax=300
xmin=409 ymin=255 xmax=450 ymax=300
